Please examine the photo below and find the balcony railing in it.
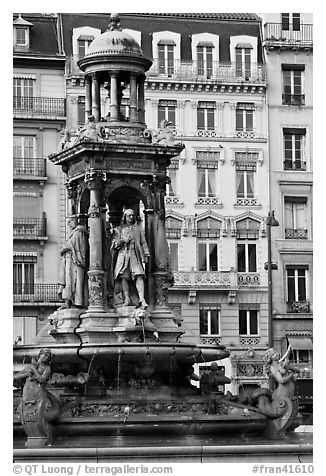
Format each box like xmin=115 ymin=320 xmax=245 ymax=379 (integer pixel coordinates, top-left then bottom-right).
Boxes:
xmin=13 ymin=96 xmax=65 ymax=117
xmin=264 ymin=23 xmax=313 ymax=47
xmin=284 ymin=160 xmax=306 ymax=171
xmin=285 ymin=228 xmax=308 ymax=239
xmin=13 ymin=215 xmax=47 ymax=238
xmin=287 ymin=300 xmax=311 ymax=313
xmin=173 ymin=270 xmax=234 ymax=287
xmin=237 ymin=272 xmax=260 ymax=286
xmin=148 ymin=59 xmax=266 ymax=82
xmin=13 ymin=284 xmax=61 ymax=303
xmin=282 ymin=94 xmax=305 ymax=106
xmin=236 ymin=197 xmax=258 ymax=206
xmin=13 ymin=158 xmax=47 ymax=178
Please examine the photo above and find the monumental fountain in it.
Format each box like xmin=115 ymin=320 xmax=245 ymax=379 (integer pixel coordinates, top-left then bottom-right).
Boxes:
xmin=13 ymin=15 xmax=310 ymax=460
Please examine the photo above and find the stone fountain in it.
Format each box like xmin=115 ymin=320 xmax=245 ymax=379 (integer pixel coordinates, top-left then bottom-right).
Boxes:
xmin=13 ymin=14 xmax=304 ymax=455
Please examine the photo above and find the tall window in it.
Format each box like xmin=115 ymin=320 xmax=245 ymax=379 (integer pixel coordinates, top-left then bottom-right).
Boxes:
xmin=15 ymin=27 xmax=28 ymax=46
xmin=13 ymin=77 xmax=34 ymax=109
xmin=235 ymin=46 xmax=252 ymax=78
xmin=198 ymin=242 xmax=218 ymax=271
xmin=197 ymin=102 xmax=215 ymax=131
xmin=200 ymin=307 xmax=220 ymax=335
xmin=283 ymin=128 xmax=306 ymax=169
xmin=197 ymin=167 xmax=216 ymax=198
xmin=282 ymin=65 xmax=305 ymax=106
xmin=237 ymin=242 xmax=257 ymax=272
xmin=166 ymin=168 xmax=177 ymax=197
xmin=287 ymin=266 xmax=308 ymax=303
xmin=236 ymin=170 xmax=255 ymax=199
xmin=282 ymin=13 xmax=301 ymax=31
xmin=239 ymin=309 xmax=259 ymax=335
xmin=77 ymin=96 xmax=86 ymax=125
xmin=236 ymin=103 xmax=254 ymax=131
xmin=158 ymin=42 xmax=175 ymax=76
xmin=284 ymin=197 xmax=308 ymax=239
xmin=197 ymin=44 xmax=213 ymax=77
xmin=78 ymin=37 xmax=94 ymax=58
xmin=13 ymin=256 xmax=36 ymax=294
xmin=168 ymin=242 xmax=179 ymax=271
xmin=13 ymin=136 xmax=35 ymax=159
xmin=158 ymin=100 xmax=176 ymax=127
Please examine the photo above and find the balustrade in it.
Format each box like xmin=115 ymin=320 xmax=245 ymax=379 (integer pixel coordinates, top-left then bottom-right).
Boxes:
xmin=13 ymin=284 xmax=61 ymax=303
xmin=13 ymin=158 xmax=47 ymax=178
xmin=13 ymin=96 xmax=65 ymax=116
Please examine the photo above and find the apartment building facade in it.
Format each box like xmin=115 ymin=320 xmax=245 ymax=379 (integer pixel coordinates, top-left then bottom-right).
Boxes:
xmin=262 ymin=13 xmax=313 ymax=412
xmin=59 ymin=12 xmax=270 ymax=395
xmin=13 ymin=14 xmax=66 ymax=344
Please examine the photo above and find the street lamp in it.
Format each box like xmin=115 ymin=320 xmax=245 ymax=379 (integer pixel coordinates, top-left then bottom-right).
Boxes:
xmin=266 ymin=211 xmax=279 ymax=349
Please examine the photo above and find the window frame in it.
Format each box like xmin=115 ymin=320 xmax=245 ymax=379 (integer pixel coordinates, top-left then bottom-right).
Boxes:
xmin=236 ymin=170 xmax=255 ymax=199
xmin=282 ymin=69 xmax=304 ymax=106
xmin=286 ymin=267 xmax=309 ymax=303
xmin=200 ymin=307 xmax=220 ymax=336
xmin=235 ymin=47 xmax=252 ymax=78
xmin=197 ymin=45 xmax=213 ymax=77
xmin=236 ymin=105 xmax=254 ymax=132
xmin=237 ymin=241 xmax=257 ymax=272
xmin=197 ymin=104 xmax=215 ymax=131
xmin=168 ymin=241 xmax=179 ymax=271
xmin=158 ymin=101 xmax=176 ymax=128
xmin=197 ymin=167 xmax=217 ymax=198
xmin=239 ymin=309 xmax=259 ymax=336
xmin=15 ymin=27 xmax=28 ymax=46
xmin=158 ymin=43 xmax=175 ymax=76
xmin=283 ymin=131 xmax=305 ymax=169
xmin=197 ymin=241 xmax=218 ymax=272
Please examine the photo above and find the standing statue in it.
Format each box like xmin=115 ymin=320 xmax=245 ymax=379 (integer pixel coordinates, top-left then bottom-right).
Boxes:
xmin=111 ymin=209 xmax=150 ymax=308
xmin=58 ymin=219 xmax=89 ymax=308
xmin=13 ymin=349 xmax=59 ymax=447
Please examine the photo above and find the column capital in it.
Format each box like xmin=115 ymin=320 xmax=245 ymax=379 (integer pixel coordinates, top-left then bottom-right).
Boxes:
xmin=84 ymin=169 xmax=107 ymax=189
xmin=66 ymin=181 xmax=77 ymax=199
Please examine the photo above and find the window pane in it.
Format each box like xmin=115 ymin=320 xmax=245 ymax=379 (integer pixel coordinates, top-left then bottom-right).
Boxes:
xmin=77 ymin=97 xmax=85 ymax=125
xmin=248 ymin=244 xmax=257 ymax=272
xmin=298 ymin=350 xmax=310 ymax=363
xmin=168 ymin=106 xmax=175 ymax=126
xmin=298 ymin=272 xmax=307 ymax=300
xmin=197 ymin=108 xmax=205 ymax=130
xmin=246 ymin=110 xmax=253 ymax=131
xmin=236 ymin=110 xmax=243 ymax=130
xmin=292 ymin=13 xmax=301 ymax=31
xmin=16 ymin=28 xmax=27 ymax=45
xmin=200 ymin=309 xmax=208 ymax=334
xmin=246 ymin=172 xmax=255 ymax=197
xmin=207 ymin=169 xmax=216 ymax=196
xmin=282 ymin=13 xmax=290 ymax=30
xmin=158 ymin=45 xmax=165 ymax=73
xmin=197 ymin=170 xmax=206 ymax=196
xmin=239 ymin=310 xmax=247 ymax=334
xmin=207 ymin=109 xmax=215 ymax=130
xmin=249 ymin=310 xmax=258 ymax=334
xmin=287 ymin=272 xmax=295 ymax=301
xmin=169 ymin=242 xmax=178 ymax=270
xmin=237 ymin=172 xmax=245 ymax=197
xmin=237 ymin=244 xmax=246 ymax=272
xmin=209 ymin=244 xmax=218 ymax=271
xmin=210 ymin=310 xmax=219 ymax=334
xmin=158 ymin=106 xmax=165 ymax=127
xmin=285 ymin=202 xmax=294 ymax=228
xmin=198 ymin=243 xmax=207 ymax=271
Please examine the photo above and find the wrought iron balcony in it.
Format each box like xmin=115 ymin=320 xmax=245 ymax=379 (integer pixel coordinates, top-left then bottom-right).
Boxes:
xmin=285 ymin=228 xmax=308 ymax=239
xmin=282 ymin=94 xmax=305 ymax=106
xmin=165 ymin=228 xmax=181 ymax=239
xmin=13 ymin=96 xmax=65 ymax=117
xmin=13 ymin=158 xmax=47 ymax=179
xmin=13 ymin=284 xmax=61 ymax=303
xmin=287 ymin=300 xmax=311 ymax=313
xmin=264 ymin=23 xmax=313 ymax=48
xmin=237 ymin=272 xmax=260 ymax=286
xmin=13 ymin=215 xmax=47 ymax=238
xmin=147 ymin=59 xmax=266 ymax=82
xmin=284 ymin=160 xmax=306 ymax=171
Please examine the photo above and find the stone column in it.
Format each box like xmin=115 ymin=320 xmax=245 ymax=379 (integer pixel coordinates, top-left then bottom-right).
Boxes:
xmin=129 ymin=73 xmax=138 ymax=122
xmin=137 ymin=76 xmax=145 ymax=124
xmin=144 ymin=208 xmax=155 ymax=307
xmin=109 ymin=72 xmax=118 ymax=121
xmin=85 ymin=75 xmax=92 ymax=120
xmin=66 ymin=182 xmax=77 ymax=227
xmin=91 ymin=73 xmax=101 ymax=121
xmin=85 ymin=170 xmax=107 ymax=313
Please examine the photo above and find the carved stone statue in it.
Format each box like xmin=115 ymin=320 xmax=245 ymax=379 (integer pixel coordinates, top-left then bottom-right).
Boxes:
xmin=78 ymin=114 xmax=104 ymax=142
xmin=58 ymin=220 xmax=89 ymax=308
xmin=111 ymin=209 xmax=150 ymax=308
xmin=265 ymin=347 xmax=299 ymax=400
xmin=13 ymin=349 xmax=59 ymax=447
xmin=155 ymin=119 xmax=175 ymax=146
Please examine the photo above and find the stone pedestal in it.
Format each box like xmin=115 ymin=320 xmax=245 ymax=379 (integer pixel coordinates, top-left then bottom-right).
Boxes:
xmin=76 ymin=310 xmax=119 ymax=344
xmin=49 ymin=308 xmax=86 ymax=344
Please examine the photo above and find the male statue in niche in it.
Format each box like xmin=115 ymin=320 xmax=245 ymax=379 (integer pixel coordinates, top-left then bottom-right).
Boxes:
xmin=111 ymin=209 xmax=150 ymax=308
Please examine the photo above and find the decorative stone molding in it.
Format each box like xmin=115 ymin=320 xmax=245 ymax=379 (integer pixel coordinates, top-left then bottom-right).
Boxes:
xmin=228 ymin=290 xmax=237 ymax=304
xmin=237 ymin=272 xmax=260 ymax=286
xmin=188 ymin=289 xmax=197 ymax=304
xmin=239 ymin=336 xmax=261 ymax=346
xmin=201 ymin=337 xmax=221 ymax=345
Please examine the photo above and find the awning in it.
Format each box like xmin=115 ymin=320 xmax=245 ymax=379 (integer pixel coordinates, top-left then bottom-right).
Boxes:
xmin=236 ymin=43 xmax=253 ymax=49
xmin=78 ymin=35 xmax=95 ymax=41
xmin=288 ymin=336 xmax=313 ymax=350
xmin=197 ymin=41 xmax=215 ymax=47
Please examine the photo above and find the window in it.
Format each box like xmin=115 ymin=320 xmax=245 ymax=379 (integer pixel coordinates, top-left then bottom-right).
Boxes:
xmin=158 ymin=100 xmax=176 ymax=127
xmin=236 ymin=171 xmax=255 ymax=199
xmin=290 ymin=349 xmax=312 ymax=364
xmin=200 ymin=307 xmax=220 ymax=335
xmin=166 ymin=168 xmax=177 ymax=197
xmin=197 ymin=44 xmax=213 ymax=77
xmin=13 ymin=77 xmax=34 ymax=109
xmin=158 ymin=42 xmax=175 ymax=76
xmin=13 ymin=256 xmax=36 ymax=294
xmin=15 ymin=27 xmax=28 ymax=46
xmin=283 ymin=128 xmax=306 ymax=169
xmin=168 ymin=242 xmax=179 ymax=271
xmin=78 ymin=36 xmax=94 ymax=58
xmin=235 ymin=46 xmax=252 ymax=78
xmin=237 ymin=242 xmax=257 ymax=272
xmin=286 ymin=266 xmax=308 ymax=303
xmin=198 ymin=242 xmax=218 ymax=271
xmin=282 ymin=65 xmax=305 ymax=106
xmin=282 ymin=13 xmax=301 ymax=31
xmin=13 ymin=136 xmax=35 ymax=159
xmin=13 ymin=316 xmax=37 ymax=345
xmin=197 ymin=102 xmax=215 ymax=131
xmin=77 ymin=96 xmax=86 ymax=125
xmin=236 ymin=103 xmax=254 ymax=131
xmin=239 ymin=309 xmax=258 ymax=335
xmin=284 ymin=197 xmax=308 ymax=239
xmin=197 ymin=168 xmax=216 ymax=197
